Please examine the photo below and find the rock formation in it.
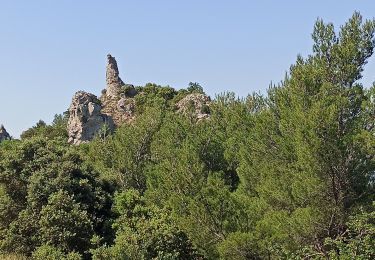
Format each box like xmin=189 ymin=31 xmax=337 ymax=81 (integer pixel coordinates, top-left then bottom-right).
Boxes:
xmin=105 ymin=54 xmax=125 ymax=98
xmin=67 ymin=91 xmax=114 ymax=145
xmin=100 ymin=54 xmax=137 ymax=126
xmin=176 ymin=93 xmax=211 ymax=121
xmin=0 ymin=125 xmax=11 ymax=142
xmin=104 ymin=54 xmax=138 ymax=98
xmin=100 ymin=96 xmax=136 ymax=126
xmin=66 ymin=54 xmax=211 ymax=145
xmin=67 ymin=54 xmax=137 ymax=144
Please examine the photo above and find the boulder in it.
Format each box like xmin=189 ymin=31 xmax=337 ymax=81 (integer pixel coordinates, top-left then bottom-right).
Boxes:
xmin=176 ymin=93 xmax=211 ymax=121
xmin=67 ymin=91 xmax=114 ymax=145
xmin=0 ymin=125 xmax=11 ymax=142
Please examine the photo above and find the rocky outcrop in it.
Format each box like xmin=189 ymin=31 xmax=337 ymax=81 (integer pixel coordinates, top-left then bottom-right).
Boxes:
xmin=66 ymin=54 xmax=213 ymax=145
xmin=100 ymin=54 xmax=137 ymax=126
xmin=105 ymin=54 xmax=137 ymax=98
xmin=0 ymin=125 xmax=11 ymax=142
xmin=105 ymin=54 xmax=125 ymax=98
xmin=67 ymin=54 xmax=212 ymax=144
xmin=67 ymin=91 xmax=114 ymax=145
xmin=100 ymin=96 xmax=136 ymax=126
xmin=67 ymin=55 xmax=139 ymax=144
xmin=176 ymin=93 xmax=211 ymax=121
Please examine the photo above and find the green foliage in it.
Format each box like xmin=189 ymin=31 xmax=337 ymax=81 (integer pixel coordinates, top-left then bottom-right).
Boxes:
xmin=134 ymin=83 xmax=178 ymax=113
xmin=39 ymin=190 xmax=93 ymax=254
xmin=1 ymin=12 xmax=375 ymax=259
xmin=145 ymin=111 xmax=250 ymax=258
xmin=20 ymin=113 xmax=69 ymax=140
xmin=218 ymin=232 xmax=261 ymax=260
xmin=86 ymin=108 xmax=163 ymax=191
xmin=92 ymin=189 xmax=201 ymax=260
xmin=286 ymin=204 xmax=375 ymax=259
xmin=187 ymin=82 xmax=204 ymax=94
xmin=0 ymin=254 xmax=28 ymax=260
xmin=32 ymin=245 xmax=81 ymax=260
xmin=234 ymin=12 xmax=375 ymax=257
xmin=323 ymin=204 xmax=375 ymax=259
xmin=0 ymin=137 xmax=112 ymax=256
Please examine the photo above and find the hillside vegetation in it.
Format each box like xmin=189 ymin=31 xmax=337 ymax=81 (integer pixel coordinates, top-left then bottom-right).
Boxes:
xmin=0 ymin=12 xmax=374 ymax=259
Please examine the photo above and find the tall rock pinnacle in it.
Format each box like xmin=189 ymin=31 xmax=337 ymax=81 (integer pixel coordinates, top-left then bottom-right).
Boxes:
xmin=0 ymin=125 xmax=11 ymax=142
xmin=106 ymin=54 xmax=125 ymax=97
xmin=67 ymin=54 xmax=138 ymax=145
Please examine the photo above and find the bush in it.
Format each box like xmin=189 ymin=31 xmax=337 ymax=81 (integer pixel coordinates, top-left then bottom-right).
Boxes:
xmin=32 ymin=245 xmax=81 ymax=260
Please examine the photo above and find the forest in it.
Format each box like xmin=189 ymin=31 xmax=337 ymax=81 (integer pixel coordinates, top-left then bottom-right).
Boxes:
xmin=0 ymin=12 xmax=374 ymax=259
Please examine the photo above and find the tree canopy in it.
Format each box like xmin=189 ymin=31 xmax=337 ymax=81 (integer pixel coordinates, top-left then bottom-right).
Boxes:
xmin=0 ymin=12 xmax=374 ymax=259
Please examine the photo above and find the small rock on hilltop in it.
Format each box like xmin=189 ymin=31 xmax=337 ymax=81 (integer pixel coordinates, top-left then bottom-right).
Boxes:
xmin=176 ymin=93 xmax=211 ymax=121
xmin=0 ymin=125 xmax=11 ymax=142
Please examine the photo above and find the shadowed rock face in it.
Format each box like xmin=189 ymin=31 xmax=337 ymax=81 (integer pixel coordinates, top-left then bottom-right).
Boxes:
xmin=0 ymin=125 xmax=11 ymax=142
xmin=67 ymin=91 xmax=114 ymax=145
xmin=105 ymin=54 xmax=125 ymax=98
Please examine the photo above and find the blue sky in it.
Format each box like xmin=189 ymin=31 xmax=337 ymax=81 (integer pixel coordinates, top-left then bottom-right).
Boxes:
xmin=1 ymin=1 xmax=375 ymax=137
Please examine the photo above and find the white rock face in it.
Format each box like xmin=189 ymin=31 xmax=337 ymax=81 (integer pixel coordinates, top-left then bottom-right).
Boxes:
xmin=0 ymin=125 xmax=11 ymax=142
xmin=67 ymin=91 xmax=114 ymax=145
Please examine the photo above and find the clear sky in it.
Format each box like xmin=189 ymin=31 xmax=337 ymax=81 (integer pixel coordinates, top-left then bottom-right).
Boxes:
xmin=1 ymin=1 xmax=375 ymax=137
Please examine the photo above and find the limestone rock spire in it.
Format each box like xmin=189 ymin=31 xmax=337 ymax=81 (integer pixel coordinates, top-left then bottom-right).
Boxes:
xmin=106 ymin=54 xmax=124 ymax=97
xmin=0 ymin=125 xmax=11 ymax=142
xmin=67 ymin=54 xmax=139 ymax=145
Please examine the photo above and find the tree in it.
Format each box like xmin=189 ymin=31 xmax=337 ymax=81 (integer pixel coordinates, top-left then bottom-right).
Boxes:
xmin=237 ymin=12 xmax=375 ymax=256
xmin=20 ymin=114 xmax=68 ymax=140
xmin=187 ymin=82 xmax=204 ymax=94
xmin=323 ymin=204 xmax=375 ymax=259
xmin=86 ymin=108 xmax=163 ymax=192
xmin=145 ymin=113 xmax=248 ymax=258
xmin=92 ymin=189 xmax=201 ymax=260
xmin=1 ymin=11 xmax=374 ymax=259
xmin=32 ymin=244 xmax=81 ymax=260
xmin=134 ymin=83 xmax=178 ymax=114
xmin=0 ymin=137 xmax=112 ymax=256
xmin=39 ymin=190 xmax=93 ymax=255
